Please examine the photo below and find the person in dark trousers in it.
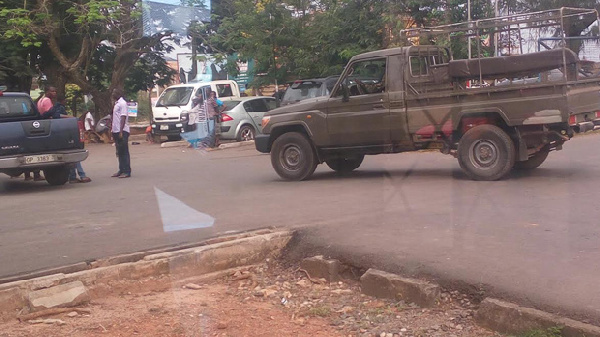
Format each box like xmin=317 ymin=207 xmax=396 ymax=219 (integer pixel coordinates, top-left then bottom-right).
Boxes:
xmin=110 ymin=88 xmax=131 ymax=178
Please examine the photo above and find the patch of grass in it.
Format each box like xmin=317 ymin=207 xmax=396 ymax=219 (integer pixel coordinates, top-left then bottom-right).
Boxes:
xmin=308 ymin=306 xmax=331 ymax=317
xmin=517 ymin=326 xmax=563 ymax=337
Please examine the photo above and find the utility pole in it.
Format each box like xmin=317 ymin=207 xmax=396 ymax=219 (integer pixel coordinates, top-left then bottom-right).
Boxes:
xmin=494 ymin=0 xmax=499 ymax=56
xmin=467 ymin=0 xmax=472 ymax=59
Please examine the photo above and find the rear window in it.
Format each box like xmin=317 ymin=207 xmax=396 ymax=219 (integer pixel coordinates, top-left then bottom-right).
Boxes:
xmin=216 ymin=84 xmax=234 ymax=98
xmin=0 ymin=96 xmax=36 ymax=118
xmin=156 ymin=87 xmax=194 ymax=107
xmin=223 ymin=100 xmax=241 ymax=111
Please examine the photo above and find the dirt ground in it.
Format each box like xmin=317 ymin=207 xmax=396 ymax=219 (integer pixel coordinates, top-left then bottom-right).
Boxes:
xmin=0 ymin=260 xmax=500 ymax=337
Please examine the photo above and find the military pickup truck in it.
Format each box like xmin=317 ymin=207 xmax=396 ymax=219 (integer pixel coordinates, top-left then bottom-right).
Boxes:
xmin=0 ymin=89 xmax=88 ymax=185
xmin=255 ymin=45 xmax=600 ymax=181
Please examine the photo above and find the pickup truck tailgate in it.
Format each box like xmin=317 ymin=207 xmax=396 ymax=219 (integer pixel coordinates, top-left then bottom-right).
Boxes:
xmin=0 ymin=118 xmax=84 ymax=157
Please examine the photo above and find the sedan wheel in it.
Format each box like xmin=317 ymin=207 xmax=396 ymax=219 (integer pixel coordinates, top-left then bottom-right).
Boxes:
xmin=237 ymin=125 xmax=255 ymax=141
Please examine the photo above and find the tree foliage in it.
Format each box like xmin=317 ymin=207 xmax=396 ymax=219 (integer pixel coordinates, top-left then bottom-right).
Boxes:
xmin=0 ymin=0 xmax=175 ymax=116
xmin=2 ymin=0 xmax=600 ymax=103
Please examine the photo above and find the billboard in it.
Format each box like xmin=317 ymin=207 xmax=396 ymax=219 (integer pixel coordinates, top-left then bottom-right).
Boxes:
xmin=177 ymin=54 xmax=227 ymax=83
xmin=177 ymin=54 xmax=255 ymax=91
xmin=142 ymin=0 xmax=211 ymax=37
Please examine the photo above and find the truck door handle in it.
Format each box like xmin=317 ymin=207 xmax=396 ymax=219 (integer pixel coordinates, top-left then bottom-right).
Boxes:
xmin=373 ymin=104 xmax=385 ymax=109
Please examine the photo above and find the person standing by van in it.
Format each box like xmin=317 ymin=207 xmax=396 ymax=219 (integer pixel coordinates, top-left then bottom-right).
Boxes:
xmin=182 ymin=91 xmax=207 ymax=148
xmin=204 ymin=91 xmax=224 ymax=148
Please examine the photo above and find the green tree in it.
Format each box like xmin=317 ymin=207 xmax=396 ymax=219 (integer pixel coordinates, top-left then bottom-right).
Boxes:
xmin=0 ymin=0 xmax=175 ymax=117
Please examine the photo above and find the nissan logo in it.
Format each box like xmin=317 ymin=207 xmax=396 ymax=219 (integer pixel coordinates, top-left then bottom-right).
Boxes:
xmin=32 ymin=121 xmax=40 ymax=129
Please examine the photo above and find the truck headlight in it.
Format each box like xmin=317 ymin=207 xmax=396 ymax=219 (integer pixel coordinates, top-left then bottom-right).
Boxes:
xmin=261 ymin=116 xmax=270 ymax=128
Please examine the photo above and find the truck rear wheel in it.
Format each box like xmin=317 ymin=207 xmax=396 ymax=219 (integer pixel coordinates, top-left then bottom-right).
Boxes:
xmin=457 ymin=124 xmax=515 ymax=181
xmin=513 ymin=145 xmax=550 ymax=170
xmin=271 ymin=132 xmax=318 ymax=181
xmin=44 ymin=166 xmax=70 ymax=186
xmin=326 ymin=155 xmax=364 ymax=173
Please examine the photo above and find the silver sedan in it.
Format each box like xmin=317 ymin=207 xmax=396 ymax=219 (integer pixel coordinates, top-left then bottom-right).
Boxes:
xmin=219 ymin=97 xmax=277 ymax=141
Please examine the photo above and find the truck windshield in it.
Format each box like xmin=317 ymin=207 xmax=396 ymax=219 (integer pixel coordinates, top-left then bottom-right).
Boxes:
xmin=0 ymin=96 xmax=36 ymax=119
xmin=156 ymin=87 xmax=194 ymax=107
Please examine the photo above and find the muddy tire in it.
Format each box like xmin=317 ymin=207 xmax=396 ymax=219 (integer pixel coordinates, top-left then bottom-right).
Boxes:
xmin=271 ymin=132 xmax=318 ymax=181
xmin=513 ymin=146 xmax=550 ymax=170
xmin=326 ymin=155 xmax=364 ymax=173
xmin=237 ymin=125 xmax=255 ymax=142
xmin=44 ymin=166 xmax=70 ymax=186
xmin=457 ymin=125 xmax=515 ymax=181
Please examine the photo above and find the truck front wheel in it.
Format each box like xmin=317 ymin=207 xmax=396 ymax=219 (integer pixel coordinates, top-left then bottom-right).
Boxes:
xmin=271 ymin=132 xmax=318 ymax=181
xmin=326 ymin=155 xmax=364 ymax=173
xmin=457 ymin=125 xmax=515 ymax=181
xmin=44 ymin=166 xmax=70 ymax=186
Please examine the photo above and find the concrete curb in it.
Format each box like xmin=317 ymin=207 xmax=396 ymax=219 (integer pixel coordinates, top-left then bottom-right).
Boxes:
xmin=218 ymin=140 xmax=254 ymax=150
xmin=296 ymin=255 xmax=600 ymax=334
xmin=0 ymin=229 xmax=292 ymax=322
xmin=475 ymin=298 xmax=600 ymax=337
xmin=360 ymin=268 xmax=440 ymax=308
xmin=160 ymin=140 xmax=187 ymax=148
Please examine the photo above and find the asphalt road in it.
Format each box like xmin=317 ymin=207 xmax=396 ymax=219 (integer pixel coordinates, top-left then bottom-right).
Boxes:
xmin=2 ymin=133 xmax=600 ymax=324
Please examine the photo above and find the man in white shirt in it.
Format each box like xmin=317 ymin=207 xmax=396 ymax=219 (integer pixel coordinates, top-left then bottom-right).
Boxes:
xmin=84 ymin=111 xmax=94 ymax=131
xmin=110 ymin=89 xmax=131 ymax=178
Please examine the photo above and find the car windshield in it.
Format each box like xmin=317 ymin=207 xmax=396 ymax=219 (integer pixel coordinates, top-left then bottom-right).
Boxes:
xmin=0 ymin=96 xmax=36 ymax=119
xmin=222 ymin=100 xmax=241 ymax=111
xmin=156 ymin=87 xmax=194 ymax=107
xmin=282 ymin=82 xmax=323 ymax=103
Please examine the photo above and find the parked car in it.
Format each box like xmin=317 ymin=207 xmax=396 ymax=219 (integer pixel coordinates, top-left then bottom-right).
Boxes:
xmin=0 ymin=87 xmax=88 ymax=185
xmin=219 ymin=97 xmax=277 ymax=141
xmin=280 ymin=76 xmax=339 ymax=106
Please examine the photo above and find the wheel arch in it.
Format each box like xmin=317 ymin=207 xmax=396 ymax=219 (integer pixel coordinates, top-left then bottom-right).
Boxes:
xmin=454 ymin=110 xmax=514 ymax=140
xmin=235 ymin=122 xmax=256 ymax=138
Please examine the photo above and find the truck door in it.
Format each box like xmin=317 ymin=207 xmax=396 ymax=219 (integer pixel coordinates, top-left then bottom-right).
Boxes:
xmin=387 ymin=54 xmax=411 ymax=148
xmin=326 ymin=57 xmax=390 ymax=147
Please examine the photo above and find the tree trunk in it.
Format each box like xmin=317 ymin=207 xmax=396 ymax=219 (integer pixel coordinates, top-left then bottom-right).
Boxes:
xmin=91 ymin=90 xmax=112 ymax=120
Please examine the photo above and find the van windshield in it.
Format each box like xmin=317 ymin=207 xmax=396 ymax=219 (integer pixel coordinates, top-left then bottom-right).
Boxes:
xmin=156 ymin=87 xmax=194 ymax=107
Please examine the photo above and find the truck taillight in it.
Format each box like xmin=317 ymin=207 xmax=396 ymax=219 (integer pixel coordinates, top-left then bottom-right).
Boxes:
xmin=221 ymin=114 xmax=233 ymax=122
xmin=569 ymin=115 xmax=576 ymax=125
xmin=77 ymin=120 xmax=85 ymax=143
xmin=596 ymin=111 xmax=600 ymax=119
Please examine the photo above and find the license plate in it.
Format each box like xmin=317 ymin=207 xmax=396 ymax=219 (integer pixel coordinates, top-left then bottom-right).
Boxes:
xmin=160 ymin=125 xmax=169 ymax=131
xmin=24 ymin=154 xmax=58 ymax=164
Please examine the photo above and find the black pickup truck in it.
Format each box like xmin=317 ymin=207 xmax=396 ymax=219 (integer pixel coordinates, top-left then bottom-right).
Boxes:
xmin=0 ymin=90 xmax=88 ymax=185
